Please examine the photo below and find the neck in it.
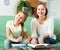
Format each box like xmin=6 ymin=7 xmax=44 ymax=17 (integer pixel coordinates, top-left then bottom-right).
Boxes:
xmin=13 ymin=21 xmax=19 ymax=26
xmin=38 ymin=16 xmax=47 ymax=24
xmin=38 ymin=16 xmax=47 ymax=21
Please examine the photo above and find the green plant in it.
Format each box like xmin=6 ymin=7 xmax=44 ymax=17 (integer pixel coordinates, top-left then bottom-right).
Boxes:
xmin=17 ymin=0 xmax=32 ymax=14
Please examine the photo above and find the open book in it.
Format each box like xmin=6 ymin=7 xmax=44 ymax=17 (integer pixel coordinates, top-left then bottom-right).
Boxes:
xmin=11 ymin=44 xmax=49 ymax=48
xmin=28 ymin=44 xmax=49 ymax=48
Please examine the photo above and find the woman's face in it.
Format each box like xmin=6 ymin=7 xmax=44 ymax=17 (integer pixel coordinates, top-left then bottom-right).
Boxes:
xmin=37 ymin=4 xmax=46 ymax=18
xmin=15 ymin=12 xmax=26 ymax=24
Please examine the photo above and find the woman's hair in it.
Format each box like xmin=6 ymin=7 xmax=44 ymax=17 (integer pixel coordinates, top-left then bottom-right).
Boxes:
xmin=34 ymin=2 xmax=48 ymax=18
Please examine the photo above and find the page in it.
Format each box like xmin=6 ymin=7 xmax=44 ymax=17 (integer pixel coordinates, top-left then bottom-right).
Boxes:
xmin=11 ymin=44 xmax=26 ymax=47
xmin=28 ymin=44 xmax=49 ymax=48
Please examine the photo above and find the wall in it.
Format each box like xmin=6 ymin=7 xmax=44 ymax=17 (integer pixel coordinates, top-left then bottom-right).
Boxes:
xmin=0 ymin=0 xmax=19 ymax=16
xmin=0 ymin=0 xmax=60 ymax=18
xmin=40 ymin=0 xmax=60 ymax=18
xmin=47 ymin=0 xmax=60 ymax=18
xmin=47 ymin=0 xmax=58 ymax=18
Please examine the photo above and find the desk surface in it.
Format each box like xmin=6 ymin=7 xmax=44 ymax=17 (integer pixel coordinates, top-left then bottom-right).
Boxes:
xmin=0 ymin=44 xmax=57 ymax=50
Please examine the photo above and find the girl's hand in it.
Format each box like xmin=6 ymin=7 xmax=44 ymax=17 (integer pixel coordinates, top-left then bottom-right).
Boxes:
xmin=24 ymin=39 xmax=29 ymax=44
xmin=16 ymin=36 xmax=23 ymax=42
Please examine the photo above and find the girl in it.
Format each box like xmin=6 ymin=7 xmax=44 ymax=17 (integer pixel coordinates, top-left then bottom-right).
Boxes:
xmin=4 ymin=11 xmax=31 ymax=49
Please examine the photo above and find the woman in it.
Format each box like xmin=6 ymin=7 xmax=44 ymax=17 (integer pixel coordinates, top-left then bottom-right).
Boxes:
xmin=30 ymin=2 xmax=56 ymax=44
xmin=4 ymin=11 xmax=31 ymax=49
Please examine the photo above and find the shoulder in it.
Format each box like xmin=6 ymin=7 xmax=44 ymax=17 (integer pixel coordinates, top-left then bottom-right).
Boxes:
xmin=46 ymin=17 xmax=54 ymax=25
xmin=6 ymin=20 xmax=13 ymax=27
xmin=48 ymin=17 xmax=54 ymax=20
xmin=7 ymin=20 xmax=13 ymax=23
xmin=23 ymin=27 xmax=27 ymax=32
xmin=31 ymin=18 xmax=37 ymax=21
xmin=31 ymin=18 xmax=37 ymax=23
xmin=47 ymin=17 xmax=54 ymax=22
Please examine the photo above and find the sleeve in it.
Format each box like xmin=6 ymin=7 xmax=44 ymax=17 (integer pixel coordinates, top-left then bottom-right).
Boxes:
xmin=6 ymin=21 xmax=10 ymax=28
xmin=23 ymin=27 xmax=27 ymax=32
xmin=47 ymin=17 xmax=54 ymax=37
xmin=30 ymin=19 xmax=38 ymax=38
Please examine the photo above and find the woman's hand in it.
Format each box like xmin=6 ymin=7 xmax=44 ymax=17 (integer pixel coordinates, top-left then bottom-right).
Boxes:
xmin=38 ymin=34 xmax=49 ymax=44
xmin=31 ymin=38 xmax=37 ymax=44
xmin=38 ymin=36 xmax=44 ymax=44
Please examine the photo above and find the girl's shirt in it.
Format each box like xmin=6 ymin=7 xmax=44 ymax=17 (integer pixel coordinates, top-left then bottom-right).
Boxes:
xmin=6 ymin=20 xmax=27 ymax=38
xmin=30 ymin=17 xmax=56 ymax=39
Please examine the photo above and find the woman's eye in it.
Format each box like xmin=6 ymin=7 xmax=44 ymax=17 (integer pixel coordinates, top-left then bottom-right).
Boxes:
xmin=38 ymin=9 xmax=40 ymax=10
xmin=37 ymin=8 xmax=45 ymax=11
xmin=42 ymin=8 xmax=46 ymax=10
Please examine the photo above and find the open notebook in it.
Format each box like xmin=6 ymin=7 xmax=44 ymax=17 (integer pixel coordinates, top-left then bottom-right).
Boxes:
xmin=11 ymin=44 xmax=49 ymax=48
xmin=28 ymin=44 xmax=49 ymax=48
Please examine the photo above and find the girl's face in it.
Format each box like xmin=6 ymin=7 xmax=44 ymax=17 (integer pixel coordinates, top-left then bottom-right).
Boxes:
xmin=37 ymin=4 xmax=46 ymax=18
xmin=15 ymin=12 xmax=26 ymax=24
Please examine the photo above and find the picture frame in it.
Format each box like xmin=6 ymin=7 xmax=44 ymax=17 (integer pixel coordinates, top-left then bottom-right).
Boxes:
xmin=4 ymin=0 xmax=10 ymax=6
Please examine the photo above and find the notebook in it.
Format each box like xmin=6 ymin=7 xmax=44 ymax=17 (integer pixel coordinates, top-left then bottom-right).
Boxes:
xmin=28 ymin=44 xmax=49 ymax=48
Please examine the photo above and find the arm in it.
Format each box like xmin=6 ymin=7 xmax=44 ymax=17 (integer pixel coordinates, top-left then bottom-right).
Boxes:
xmin=6 ymin=21 xmax=23 ymax=42
xmin=38 ymin=17 xmax=54 ymax=44
xmin=24 ymin=31 xmax=32 ymax=44
xmin=30 ymin=19 xmax=38 ymax=38
xmin=6 ymin=27 xmax=17 ymax=42
xmin=47 ymin=17 xmax=54 ymax=37
xmin=30 ymin=19 xmax=38 ymax=44
xmin=6 ymin=27 xmax=23 ymax=42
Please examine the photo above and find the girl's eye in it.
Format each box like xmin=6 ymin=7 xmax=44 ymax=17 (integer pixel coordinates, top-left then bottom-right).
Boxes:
xmin=20 ymin=17 xmax=22 ymax=19
xmin=18 ymin=15 xmax=20 ymax=16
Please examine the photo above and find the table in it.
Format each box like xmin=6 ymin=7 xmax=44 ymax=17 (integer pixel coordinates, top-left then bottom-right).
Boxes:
xmin=11 ymin=44 xmax=57 ymax=50
xmin=0 ymin=46 xmax=57 ymax=50
xmin=0 ymin=44 xmax=56 ymax=50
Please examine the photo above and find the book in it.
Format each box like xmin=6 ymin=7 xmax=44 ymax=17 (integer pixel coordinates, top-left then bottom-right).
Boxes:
xmin=11 ymin=44 xmax=26 ymax=47
xmin=11 ymin=44 xmax=49 ymax=48
xmin=28 ymin=44 xmax=49 ymax=48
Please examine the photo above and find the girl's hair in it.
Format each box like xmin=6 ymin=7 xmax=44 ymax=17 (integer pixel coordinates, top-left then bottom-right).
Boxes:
xmin=19 ymin=11 xmax=28 ymax=37
xmin=21 ymin=23 xmax=24 ymax=37
xmin=34 ymin=2 xmax=48 ymax=18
